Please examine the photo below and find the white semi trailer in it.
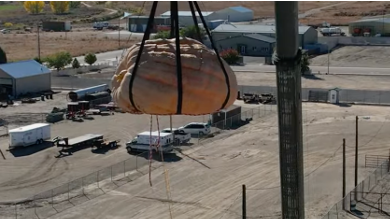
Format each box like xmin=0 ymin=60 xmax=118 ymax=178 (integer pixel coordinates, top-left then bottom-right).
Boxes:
xmin=9 ymin=123 xmax=51 ymax=149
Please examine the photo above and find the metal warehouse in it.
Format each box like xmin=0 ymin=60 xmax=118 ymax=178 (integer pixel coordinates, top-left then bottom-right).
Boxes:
xmin=212 ymin=24 xmax=318 ymax=48
xmin=212 ymin=6 xmax=254 ymax=22
xmin=0 ymin=60 xmax=51 ymax=99
xmin=160 ymin=10 xmax=214 ymax=27
xmin=127 ymin=15 xmax=171 ymax=32
xmin=215 ymin=34 xmax=276 ymax=58
xmin=349 ymin=18 xmax=390 ymax=36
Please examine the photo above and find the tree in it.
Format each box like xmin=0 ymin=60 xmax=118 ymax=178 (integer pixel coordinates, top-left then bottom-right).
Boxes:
xmin=153 ymin=31 xmax=170 ymax=39
xmin=50 ymin=1 xmax=70 ymax=14
xmin=69 ymin=1 xmax=80 ymax=8
xmin=179 ymin=25 xmax=206 ymax=41
xmin=45 ymin=51 xmax=72 ymax=71
xmin=84 ymin=53 xmax=97 ymax=66
xmin=129 ymin=6 xmax=144 ymax=15
xmin=220 ymin=49 xmax=240 ymax=65
xmin=301 ymin=52 xmax=310 ymax=75
xmin=72 ymin=58 xmax=80 ymax=69
xmin=33 ymin=57 xmax=42 ymax=64
xmin=24 ymin=1 xmax=45 ymax=14
xmin=0 ymin=47 xmax=7 ymax=64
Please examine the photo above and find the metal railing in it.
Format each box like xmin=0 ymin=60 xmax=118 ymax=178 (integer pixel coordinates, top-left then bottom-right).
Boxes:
xmin=323 ymin=158 xmax=390 ymax=219
xmin=0 ymin=104 xmax=277 ymax=219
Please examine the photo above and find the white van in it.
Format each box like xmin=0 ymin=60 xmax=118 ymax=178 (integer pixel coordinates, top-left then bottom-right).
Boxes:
xmin=126 ymin=131 xmax=174 ymax=153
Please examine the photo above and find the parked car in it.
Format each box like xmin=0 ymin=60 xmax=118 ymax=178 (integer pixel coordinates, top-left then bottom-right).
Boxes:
xmin=161 ymin=128 xmax=191 ymax=144
xmin=0 ymin=29 xmax=10 ymax=34
xmin=179 ymin=122 xmax=211 ymax=136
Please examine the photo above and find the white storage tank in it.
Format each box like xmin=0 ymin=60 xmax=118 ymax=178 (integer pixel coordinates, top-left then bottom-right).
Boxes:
xmin=9 ymin=123 xmax=51 ymax=149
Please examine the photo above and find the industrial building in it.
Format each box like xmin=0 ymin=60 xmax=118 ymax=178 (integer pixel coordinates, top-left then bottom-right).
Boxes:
xmin=127 ymin=15 xmax=171 ymax=32
xmin=212 ymin=6 xmax=254 ymax=22
xmin=0 ymin=60 xmax=51 ymax=99
xmin=160 ymin=10 xmax=215 ymax=27
xmin=126 ymin=6 xmax=254 ymax=32
xmin=349 ymin=18 xmax=390 ymax=36
xmin=212 ymin=23 xmax=318 ymax=49
xmin=215 ymin=34 xmax=276 ymax=57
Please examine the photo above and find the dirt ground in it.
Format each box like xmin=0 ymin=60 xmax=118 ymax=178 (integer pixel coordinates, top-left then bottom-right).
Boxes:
xmin=311 ymin=46 xmax=390 ymax=68
xmin=300 ymin=1 xmax=390 ymax=25
xmin=0 ymin=90 xmax=218 ymax=203
xmin=14 ymin=102 xmax=386 ymax=219
xmin=0 ymin=3 xmax=105 ymax=27
xmin=0 ymin=30 xmax=136 ymax=62
xmin=111 ymin=1 xmax=340 ymax=19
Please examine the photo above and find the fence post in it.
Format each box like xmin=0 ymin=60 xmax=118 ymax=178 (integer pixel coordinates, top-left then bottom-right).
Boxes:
xmin=14 ymin=203 xmax=17 ymax=219
xmin=97 ymin=171 xmax=99 ymax=188
xmin=123 ymin=161 xmax=126 ymax=177
xmin=51 ymin=189 xmax=54 ymax=207
xmin=111 ymin=166 xmax=113 ymax=182
xmin=135 ymin=154 xmax=138 ymax=171
xmin=67 ymin=182 xmax=70 ymax=201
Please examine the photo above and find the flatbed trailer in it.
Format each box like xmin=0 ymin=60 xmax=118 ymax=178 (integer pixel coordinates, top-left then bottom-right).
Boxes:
xmin=57 ymin=134 xmax=104 ymax=148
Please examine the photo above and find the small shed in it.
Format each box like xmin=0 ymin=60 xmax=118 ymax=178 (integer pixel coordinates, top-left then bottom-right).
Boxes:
xmin=211 ymin=105 xmax=242 ymax=129
xmin=328 ymin=88 xmax=340 ymax=104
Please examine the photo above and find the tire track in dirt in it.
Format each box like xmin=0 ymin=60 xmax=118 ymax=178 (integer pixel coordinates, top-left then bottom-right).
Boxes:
xmin=0 ymin=155 xmax=70 ymax=191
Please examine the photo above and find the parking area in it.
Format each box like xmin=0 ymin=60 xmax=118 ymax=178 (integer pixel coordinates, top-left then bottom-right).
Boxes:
xmin=0 ymin=91 xmax=259 ymax=203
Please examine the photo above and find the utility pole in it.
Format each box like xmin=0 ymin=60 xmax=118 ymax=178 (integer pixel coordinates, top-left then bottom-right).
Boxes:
xmin=327 ymin=44 xmax=330 ymax=74
xmin=274 ymin=2 xmax=305 ymax=219
xmin=355 ymin=116 xmax=359 ymax=200
xmin=342 ymin=138 xmax=346 ymax=210
xmin=118 ymin=17 xmax=121 ymax=48
xmin=37 ymin=22 xmax=41 ymax=60
xmin=242 ymin=184 xmax=247 ymax=219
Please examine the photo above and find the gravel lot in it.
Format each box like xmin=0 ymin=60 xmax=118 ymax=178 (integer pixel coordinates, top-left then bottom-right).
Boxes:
xmin=39 ymin=103 xmax=390 ymax=219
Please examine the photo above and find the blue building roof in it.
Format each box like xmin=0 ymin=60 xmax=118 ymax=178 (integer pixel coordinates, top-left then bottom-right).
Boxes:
xmin=161 ymin=11 xmax=214 ymax=17
xmin=0 ymin=60 xmax=51 ymax=79
xmin=229 ymin=6 xmax=252 ymax=13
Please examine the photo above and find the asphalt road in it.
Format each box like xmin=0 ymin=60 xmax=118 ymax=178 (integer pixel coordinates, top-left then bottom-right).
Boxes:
xmin=51 ymin=75 xmax=390 ymax=105
xmin=72 ymin=49 xmax=390 ymax=76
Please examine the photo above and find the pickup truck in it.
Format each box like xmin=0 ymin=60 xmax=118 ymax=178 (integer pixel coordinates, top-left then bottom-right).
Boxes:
xmin=161 ymin=128 xmax=191 ymax=144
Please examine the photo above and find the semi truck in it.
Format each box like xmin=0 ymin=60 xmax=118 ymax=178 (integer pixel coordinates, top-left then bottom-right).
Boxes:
xmin=9 ymin=123 xmax=51 ymax=149
xmin=126 ymin=131 xmax=174 ymax=153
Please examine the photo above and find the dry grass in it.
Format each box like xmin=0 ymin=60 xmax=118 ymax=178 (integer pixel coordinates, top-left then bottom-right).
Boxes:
xmin=301 ymin=1 xmax=390 ymax=25
xmin=1 ymin=31 xmax=135 ymax=61
xmin=110 ymin=1 xmax=341 ymax=19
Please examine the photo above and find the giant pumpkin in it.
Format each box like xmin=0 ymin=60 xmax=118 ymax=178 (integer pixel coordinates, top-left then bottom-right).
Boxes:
xmin=111 ymin=37 xmax=238 ymax=115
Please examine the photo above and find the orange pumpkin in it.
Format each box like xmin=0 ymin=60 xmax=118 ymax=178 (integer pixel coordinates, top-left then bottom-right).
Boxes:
xmin=111 ymin=37 xmax=238 ymax=115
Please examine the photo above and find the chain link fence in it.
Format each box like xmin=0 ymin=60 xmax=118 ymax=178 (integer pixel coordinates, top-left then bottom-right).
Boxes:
xmin=1 ymin=104 xmax=277 ymax=219
xmin=323 ymin=158 xmax=390 ymax=219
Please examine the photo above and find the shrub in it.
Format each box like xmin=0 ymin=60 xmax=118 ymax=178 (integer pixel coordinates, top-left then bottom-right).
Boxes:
xmin=301 ymin=52 xmax=310 ymax=75
xmin=72 ymin=58 xmax=80 ymax=69
xmin=0 ymin=47 xmax=7 ymax=64
xmin=84 ymin=53 xmax=97 ymax=66
xmin=3 ymin=22 xmax=13 ymax=28
xmin=153 ymin=31 xmax=170 ymax=39
xmin=33 ymin=57 xmax=42 ymax=64
xmin=220 ymin=49 xmax=240 ymax=65
xmin=45 ymin=51 xmax=72 ymax=71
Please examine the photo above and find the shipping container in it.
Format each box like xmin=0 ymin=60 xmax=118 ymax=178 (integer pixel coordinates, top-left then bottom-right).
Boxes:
xmin=42 ymin=21 xmax=72 ymax=32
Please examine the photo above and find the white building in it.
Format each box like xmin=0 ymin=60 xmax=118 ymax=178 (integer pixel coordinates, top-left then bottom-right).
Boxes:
xmin=159 ymin=6 xmax=254 ymax=27
xmin=212 ymin=6 xmax=254 ymax=22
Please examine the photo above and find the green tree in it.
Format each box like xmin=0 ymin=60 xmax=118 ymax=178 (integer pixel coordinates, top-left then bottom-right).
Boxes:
xmin=72 ymin=58 xmax=80 ymax=68
xmin=179 ymin=25 xmax=206 ymax=41
xmin=220 ymin=49 xmax=240 ymax=65
xmin=33 ymin=57 xmax=42 ymax=64
xmin=0 ymin=47 xmax=7 ymax=64
xmin=45 ymin=51 xmax=72 ymax=71
xmin=153 ymin=31 xmax=170 ymax=39
xmin=84 ymin=53 xmax=97 ymax=65
xmin=301 ymin=52 xmax=310 ymax=75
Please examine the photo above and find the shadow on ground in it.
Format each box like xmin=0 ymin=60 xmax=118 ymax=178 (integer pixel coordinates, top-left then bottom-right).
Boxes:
xmin=302 ymin=74 xmax=324 ymax=80
xmin=9 ymin=141 xmax=54 ymax=157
